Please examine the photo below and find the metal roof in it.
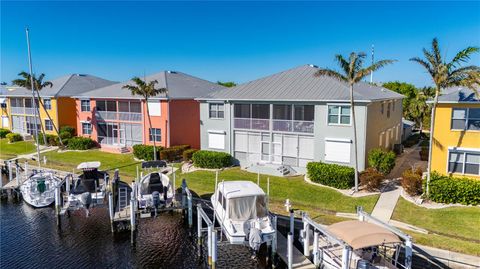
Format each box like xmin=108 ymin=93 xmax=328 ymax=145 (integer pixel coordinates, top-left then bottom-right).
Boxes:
xmin=198 ymin=65 xmax=404 ymax=102
xmin=436 ymin=87 xmax=479 ymax=103
xmin=0 ymin=74 xmax=116 ymax=98
xmin=74 ymin=71 xmax=225 ymax=100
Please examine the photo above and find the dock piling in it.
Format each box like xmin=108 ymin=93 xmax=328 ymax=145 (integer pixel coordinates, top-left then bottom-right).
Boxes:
xmin=313 ymin=230 xmax=319 ymax=266
xmin=287 ymin=232 xmax=293 ymax=269
xmin=272 ymin=215 xmax=277 ymax=267
xmin=130 ymin=197 xmax=136 ymax=231
xmin=289 ymin=209 xmax=294 ymax=240
xmin=207 ymin=225 xmax=212 ymax=266
xmin=8 ymin=161 xmax=13 ymax=182
xmin=211 ymin=230 xmax=217 ymax=269
xmin=341 ymin=246 xmax=350 ymax=269
xmin=24 ymin=161 xmax=28 ymax=177
xmin=108 ymin=192 xmax=114 ymax=232
xmin=303 ymin=216 xmax=310 ymax=257
xmin=197 ymin=204 xmax=202 ymax=257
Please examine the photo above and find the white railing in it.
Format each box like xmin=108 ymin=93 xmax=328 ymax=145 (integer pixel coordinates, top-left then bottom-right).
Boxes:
xmin=118 ymin=112 xmax=142 ymax=122
xmin=233 ymin=118 xmax=269 ymax=130
xmin=10 ymin=107 xmax=24 ymax=114
xmin=24 ymin=107 xmax=36 ymax=115
xmin=96 ymin=111 xmax=117 ymax=120
xmin=272 ymin=120 xmax=314 ymax=133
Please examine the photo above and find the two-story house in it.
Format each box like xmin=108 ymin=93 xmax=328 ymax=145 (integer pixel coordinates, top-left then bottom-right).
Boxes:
xmin=197 ymin=65 xmax=404 ymax=175
xmin=430 ymin=87 xmax=480 ymax=179
xmin=0 ymin=74 xmax=115 ymax=136
xmin=73 ymin=71 xmax=225 ymax=153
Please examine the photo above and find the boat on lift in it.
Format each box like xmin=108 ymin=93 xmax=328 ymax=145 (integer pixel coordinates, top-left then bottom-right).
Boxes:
xmin=211 ymin=181 xmax=275 ymax=250
xmin=20 ymin=170 xmax=61 ymax=208
xmin=136 ymin=170 xmax=174 ymax=214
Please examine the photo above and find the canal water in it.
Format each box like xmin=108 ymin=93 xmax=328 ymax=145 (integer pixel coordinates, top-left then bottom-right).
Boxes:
xmin=0 ymin=196 xmax=263 ymax=269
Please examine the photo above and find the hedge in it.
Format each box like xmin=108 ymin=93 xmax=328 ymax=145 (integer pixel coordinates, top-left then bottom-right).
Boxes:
xmin=192 ymin=150 xmax=232 ymax=169
xmin=56 ymin=131 xmax=73 ymax=146
xmin=428 ymin=172 xmax=480 ymax=205
xmin=306 ymin=162 xmax=355 ymax=189
xmin=160 ymin=145 xmax=191 ymax=161
xmin=0 ymin=128 xmax=11 ymax=138
xmin=6 ymin=133 xmax=22 ymax=143
xmin=183 ymin=149 xmax=198 ymax=161
xmin=368 ymin=148 xmax=396 ymax=175
xmin=132 ymin=144 xmax=164 ymax=161
xmin=37 ymin=134 xmax=58 ymax=146
xmin=59 ymin=125 xmax=76 ymax=136
xmin=67 ymin=137 xmax=96 ymax=150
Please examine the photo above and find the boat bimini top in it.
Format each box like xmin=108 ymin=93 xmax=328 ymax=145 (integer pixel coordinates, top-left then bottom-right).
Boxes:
xmin=217 ymin=181 xmax=267 ymax=221
xmin=327 ymin=220 xmax=402 ymax=250
xmin=77 ymin=162 xmax=101 ymax=170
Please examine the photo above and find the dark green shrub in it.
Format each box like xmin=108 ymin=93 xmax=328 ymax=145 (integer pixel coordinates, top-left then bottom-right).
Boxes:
xmin=37 ymin=134 xmax=58 ymax=146
xmin=67 ymin=137 xmax=96 ymax=150
xmin=402 ymin=168 xmax=423 ymax=196
xmin=6 ymin=133 xmax=22 ymax=143
xmin=360 ymin=167 xmax=384 ymax=191
xmin=59 ymin=125 xmax=76 ymax=136
xmin=368 ymin=148 xmax=396 ymax=174
xmin=419 ymin=146 xmax=429 ymax=161
xmin=192 ymin=150 xmax=232 ymax=169
xmin=160 ymin=145 xmax=191 ymax=161
xmin=132 ymin=144 xmax=163 ymax=161
xmin=183 ymin=149 xmax=198 ymax=161
xmin=0 ymin=128 xmax=11 ymax=138
xmin=428 ymin=172 xmax=480 ymax=205
xmin=56 ymin=131 xmax=73 ymax=146
xmin=306 ymin=162 xmax=355 ymax=189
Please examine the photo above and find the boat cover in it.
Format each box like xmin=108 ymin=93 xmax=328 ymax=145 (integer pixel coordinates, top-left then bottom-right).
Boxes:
xmin=228 ymin=195 xmax=267 ymax=221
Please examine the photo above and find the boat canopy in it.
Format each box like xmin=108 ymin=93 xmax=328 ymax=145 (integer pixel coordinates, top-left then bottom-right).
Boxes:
xmin=77 ymin=161 xmax=101 ymax=170
xmin=327 ymin=220 xmax=402 ymax=250
xmin=218 ymin=181 xmax=265 ymax=199
xmin=228 ymin=195 xmax=267 ymax=221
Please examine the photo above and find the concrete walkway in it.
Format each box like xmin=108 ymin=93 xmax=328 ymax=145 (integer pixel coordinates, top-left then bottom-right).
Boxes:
xmin=371 ymin=187 xmax=401 ymax=222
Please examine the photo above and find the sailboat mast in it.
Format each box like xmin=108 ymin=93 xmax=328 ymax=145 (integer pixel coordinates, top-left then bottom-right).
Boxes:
xmin=25 ymin=27 xmax=41 ymax=166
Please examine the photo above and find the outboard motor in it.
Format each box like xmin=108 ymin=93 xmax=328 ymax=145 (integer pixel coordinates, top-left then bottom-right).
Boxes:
xmin=80 ymin=192 xmax=92 ymax=217
xmin=163 ymin=186 xmax=168 ymax=204
xmin=248 ymin=226 xmax=262 ymax=258
xmin=152 ymin=191 xmax=160 ymax=217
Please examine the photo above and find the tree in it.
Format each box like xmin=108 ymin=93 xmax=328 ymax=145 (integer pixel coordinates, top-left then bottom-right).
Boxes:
xmin=315 ymin=53 xmax=395 ymax=191
xmin=411 ymin=38 xmax=479 ymax=196
xmin=217 ymin=81 xmax=236 ymax=87
xmin=408 ymin=91 xmax=430 ymax=135
xmin=12 ymin=72 xmax=63 ymax=146
xmin=382 ymin=81 xmax=418 ymax=118
xmin=123 ymin=77 xmax=167 ymax=161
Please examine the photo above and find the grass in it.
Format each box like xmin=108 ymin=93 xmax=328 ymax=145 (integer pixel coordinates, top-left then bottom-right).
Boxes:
xmin=0 ymin=138 xmax=37 ymax=160
xmin=393 ymin=197 xmax=480 ymax=256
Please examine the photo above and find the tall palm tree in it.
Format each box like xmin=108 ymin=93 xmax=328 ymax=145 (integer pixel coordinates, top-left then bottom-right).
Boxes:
xmin=408 ymin=92 xmax=430 ymax=135
xmin=123 ymin=77 xmax=167 ymax=161
xmin=315 ymin=52 xmax=395 ymax=191
xmin=12 ymin=71 xmax=64 ymax=146
xmin=410 ymin=38 xmax=479 ymax=196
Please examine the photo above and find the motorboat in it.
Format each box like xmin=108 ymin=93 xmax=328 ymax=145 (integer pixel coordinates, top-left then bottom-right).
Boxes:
xmin=136 ymin=171 xmax=174 ymax=213
xmin=66 ymin=162 xmax=108 ymax=215
xmin=20 ymin=170 xmax=61 ymax=208
xmin=211 ymin=181 xmax=275 ymax=250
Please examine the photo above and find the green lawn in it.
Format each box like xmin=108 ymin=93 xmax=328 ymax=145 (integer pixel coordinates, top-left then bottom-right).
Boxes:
xmin=0 ymin=138 xmax=37 ymax=160
xmin=393 ymin=197 xmax=480 ymax=256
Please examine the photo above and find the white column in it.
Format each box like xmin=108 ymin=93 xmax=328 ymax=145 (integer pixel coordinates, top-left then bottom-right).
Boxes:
xmin=313 ymin=230 xmax=320 ymax=266
xmin=405 ymin=238 xmax=413 ymax=269
xmin=287 ymin=232 xmax=293 ymax=269
xmin=212 ymin=230 xmax=217 ymax=269
xmin=303 ymin=221 xmax=310 ymax=257
xmin=341 ymin=246 xmax=350 ymax=269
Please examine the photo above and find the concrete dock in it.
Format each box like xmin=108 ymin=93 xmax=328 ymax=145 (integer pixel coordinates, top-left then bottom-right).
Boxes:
xmin=276 ymin=231 xmax=315 ymax=269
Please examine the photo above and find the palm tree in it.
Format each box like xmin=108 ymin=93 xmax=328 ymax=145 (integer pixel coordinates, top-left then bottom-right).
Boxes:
xmin=410 ymin=38 xmax=479 ymax=196
xmin=123 ymin=77 xmax=167 ymax=161
xmin=408 ymin=92 xmax=430 ymax=135
xmin=12 ymin=71 xmax=64 ymax=146
xmin=315 ymin=52 xmax=395 ymax=191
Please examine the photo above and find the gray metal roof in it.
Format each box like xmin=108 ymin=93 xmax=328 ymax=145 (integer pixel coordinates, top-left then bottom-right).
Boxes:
xmin=0 ymin=74 xmax=116 ymax=98
xmin=74 ymin=71 xmax=225 ymax=100
xmin=437 ymin=87 xmax=479 ymax=103
xmin=199 ymin=65 xmax=404 ymax=102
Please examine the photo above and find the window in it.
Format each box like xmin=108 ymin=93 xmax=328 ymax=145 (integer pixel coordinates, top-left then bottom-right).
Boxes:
xmin=325 ymin=139 xmax=351 ymax=163
xmin=44 ymin=119 xmax=53 ymax=131
xmin=251 ymin=104 xmax=269 ymax=119
xmin=273 ymin=104 xmax=292 ymax=120
xmin=294 ymin=105 xmax=314 ymax=121
xmin=81 ymin=100 xmax=90 ymax=112
xmin=328 ymin=105 xmax=351 ymax=125
xmin=448 ymin=150 xmax=480 ymax=175
xmin=209 ymin=103 xmax=224 ymax=119
xmin=25 ymin=98 xmax=32 ymax=108
xmin=387 ymin=102 xmax=391 ymax=118
xmin=392 ymin=100 xmax=396 ymax=111
xmin=381 ymin=103 xmax=384 ymax=114
xmin=234 ymin=104 xmax=251 ymax=118
xmin=43 ymin=99 xmax=52 ymax=110
xmin=451 ymin=108 xmax=480 ymax=131
xmin=149 ymin=128 xmax=161 ymax=142
xmin=82 ymin=122 xmax=92 ymax=135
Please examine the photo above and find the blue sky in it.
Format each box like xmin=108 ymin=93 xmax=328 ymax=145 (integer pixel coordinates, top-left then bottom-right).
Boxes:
xmin=1 ymin=1 xmax=479 ymax=87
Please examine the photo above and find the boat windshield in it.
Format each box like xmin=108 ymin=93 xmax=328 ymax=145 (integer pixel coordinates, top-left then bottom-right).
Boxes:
xmin=228 ymin=195 xmax=267 ymax=221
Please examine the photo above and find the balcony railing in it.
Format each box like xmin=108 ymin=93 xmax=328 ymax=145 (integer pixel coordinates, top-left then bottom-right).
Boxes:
xmin=273 ymin=120 xmax=314 ymax=133
xmin=10 ymin=107 xmax=25 ymax=114
xmin=96 ymin=111 xmax=142 ymax=122
xmin=234 ymin=118 xmax=269 ymax=130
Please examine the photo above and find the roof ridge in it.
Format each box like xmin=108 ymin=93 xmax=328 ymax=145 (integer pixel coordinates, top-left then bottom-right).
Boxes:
xmin=54 ymin=74 xmax=74 ymax=98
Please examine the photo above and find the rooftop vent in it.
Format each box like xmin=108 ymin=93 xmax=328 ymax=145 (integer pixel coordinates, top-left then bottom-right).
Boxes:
xmin=76 ymin=74 xmax=87 ymax=77
xmin=308 ymin=64 xmax=318 ymax=68
xmin=167 ymin=70 xmax=176 ymax=74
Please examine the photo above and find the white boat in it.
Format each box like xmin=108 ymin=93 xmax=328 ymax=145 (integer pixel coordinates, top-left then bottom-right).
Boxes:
xmin=20 ymin=171 xmax=61 ymax=208
xmin=66 ymin=162 xmax=108 ymax=214
xmin=211 ymin=181 xmax=275 ymax=249
xmin=136 ymin=171 xmax=174 ymax=211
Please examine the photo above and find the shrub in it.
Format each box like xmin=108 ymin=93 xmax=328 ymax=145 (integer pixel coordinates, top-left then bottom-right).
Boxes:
xmin=0 ymin=128 xmax=11 ymax=138
xmin=401 ymin=168 xmax=423 ymax=196
xmin=56 ymin=131 xmax=73 ymax=146
xmin=160 ymin=145 xmax=191 ymax=161
xmin=192 ymin=150 xmax=232 ymax=169
xmin=306 ymin=162 xmax=355 ymax=189
xmin=59 ymin=125 xmax=76 ymax=136
xmin=419 ymin=146 xmax=429 ymax=161
xmin=37 ymin=134 xmax=58 ymax=146
xmin=132 ymin=144 xmax=163 ymax=161
xmin=368 ymin=148 xmax=396 ymax=174
xmin=428 ymin=172 xmax=480 ymax=205
xmin=67 ymin=137 xmax=96 ymax=150
xmin=6 ymin=133 xmax=23 ymax=143
xmin=360 ymin=167 xmax=384 ymax=191
xmin=183 ymin=149 xmax=198 ymax=161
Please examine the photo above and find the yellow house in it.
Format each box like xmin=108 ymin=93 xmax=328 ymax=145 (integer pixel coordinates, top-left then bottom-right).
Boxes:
xmin=430 ymin=87 xmax=480 ymax=179
xmin=0 ymin=74 xmax=115 ymax=136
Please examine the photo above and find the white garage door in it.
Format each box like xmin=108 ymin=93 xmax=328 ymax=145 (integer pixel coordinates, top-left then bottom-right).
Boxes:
xmin=325 ymin=139 xmax=351 ymax=163
xmin=208 ymin=131 xmax=225 ymax=149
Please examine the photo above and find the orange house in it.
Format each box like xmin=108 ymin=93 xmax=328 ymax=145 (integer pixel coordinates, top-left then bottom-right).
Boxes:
xmin=73 ymin=71 xmax=224 ymax=153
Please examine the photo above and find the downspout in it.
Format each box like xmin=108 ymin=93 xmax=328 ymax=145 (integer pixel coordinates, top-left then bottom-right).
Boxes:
xmin=228 ymin=101 xmax=232 ymax=155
